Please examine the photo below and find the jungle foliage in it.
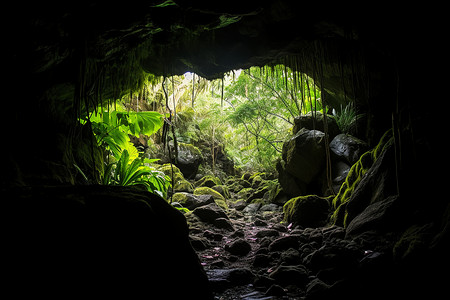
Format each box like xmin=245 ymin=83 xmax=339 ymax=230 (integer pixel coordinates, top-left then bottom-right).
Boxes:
xmin=81 ymin=63 xmax=325 ymax=194
xmin=167 ymin=65 xmax=322 ymax=172
xmin=81 ymin=106 xmax=171 ymax=198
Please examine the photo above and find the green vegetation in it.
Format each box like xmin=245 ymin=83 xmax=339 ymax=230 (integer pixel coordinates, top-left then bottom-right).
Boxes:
xmin=163 ymin=66 xmax=323 ymax=173
xmin=80 ymin=104 xmax=171 ymax=198
xmin=78 ymin=62 xmax=369 ymax=203
xmin=333 ymin=103 xmax=365 ymax=134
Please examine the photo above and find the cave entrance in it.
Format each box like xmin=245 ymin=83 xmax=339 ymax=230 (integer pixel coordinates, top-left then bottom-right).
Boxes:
xmin=80 ymin=61 xmax=367 ymax=298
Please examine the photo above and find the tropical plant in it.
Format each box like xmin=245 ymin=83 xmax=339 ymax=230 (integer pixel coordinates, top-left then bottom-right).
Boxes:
xmin=333 ymin=103 xmax=365 ymax=134
xmin=84 ymin=107 xmax=164 ymax=160
xmin=103 ymin=149 xmax=171 ymax=198
xmin=80 ymin=104 xmax=171 ymax=198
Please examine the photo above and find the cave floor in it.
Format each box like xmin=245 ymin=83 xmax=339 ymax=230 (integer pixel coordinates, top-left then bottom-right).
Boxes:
xmin=185 ymin=203 xmax=357 ymax=300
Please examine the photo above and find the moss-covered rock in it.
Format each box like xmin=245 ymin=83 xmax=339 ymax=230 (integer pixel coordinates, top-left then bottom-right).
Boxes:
xmin=212 ymin=185 xmax=231 ymax=199
xmin=250 ymin=174 xmax=264 ymax=188
xmin=176 ymin=143 xmax=203 ymax=179
xmin=283 ymin=195 xmax=331 ymax=228
xmin=267 ymin=180 xmax=289 ymax=205
xmin=330 ymin=129 xmax=393 ymax=227
xmin=237 ymin=187 xmax=254 ymax=200
xmin=158 ymin=164 xmax=194 ymax=193
xmin=172 ymin=192 xmax=189 ymax=204
xmin=195 ymin=175 xmax=222 ymax=188
xmin=193 ymin=186 xmax=228 ymax=210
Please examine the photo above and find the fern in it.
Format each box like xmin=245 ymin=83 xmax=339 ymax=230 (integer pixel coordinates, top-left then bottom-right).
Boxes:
xmin=333 ymin=103 xmax=365 ymax=134
xmin=104 ymin=150 xmax=171 ymax=198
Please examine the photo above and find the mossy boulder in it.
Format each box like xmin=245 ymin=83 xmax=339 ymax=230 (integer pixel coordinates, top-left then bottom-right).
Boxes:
xmin=250 ymin=175 xmax=264 ymax=188
xmin=267 ymin=181 xmax=289 ymax=205
xmin=158 ymin=164 xmax=194 ymax=193
xmin=175 ymin=143 xmax=203 ymax=179
xmin=193 ymin=186 xmax=228 ymax=210
xmin=330 ymin=129 xmax=394 ymax=227
xmin=283 ymin=195 xmax=331 ymax=228
xmin=195 ymin=175 xmax=222 ymax=188
xmin=237 ymin=187 xmax=254 ymax=200
xmin=212 ymin=185 xmax=231 ymax=199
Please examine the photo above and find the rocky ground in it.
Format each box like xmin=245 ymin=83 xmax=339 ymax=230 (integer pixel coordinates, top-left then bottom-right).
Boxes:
xmin=160 ymin=125 xmax=449 ymax=300
xmin=176 ymin=190 xmax=376 ymax=300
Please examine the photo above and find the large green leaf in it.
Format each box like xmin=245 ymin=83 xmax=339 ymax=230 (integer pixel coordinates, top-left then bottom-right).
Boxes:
xmin=135 ymin=111 xmax=163 ymax=136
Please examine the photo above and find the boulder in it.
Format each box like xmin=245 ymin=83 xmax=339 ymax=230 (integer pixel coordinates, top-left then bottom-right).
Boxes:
xmin=192 ymin=202 xmax=228 ymax=223
xmin=329 ymin=134 xmax=368 ymax=165
xmin=269 ymin=236 xmax=300 ymax=252
xmin=269 ymin=265 xmax=309 ymax=287
xmin=276 ymin=160 xmax=307 ymax=196
xmin=3 ymin=185 xmax=212 ymax=299
xmin=214 ymin=217 xmax=235 ymax=231
xmin=158 ymin=164 xmax=193 ymax=193
xmin=330 ymin=129 xmax=394 ymax=227
xmin=194 ymin=186 xmax=228 ymax=210
xmin=224 ymin=238 xmax=252 ymax=256
xmin=345 ymin=195 xmax=400 ymax=238
xmin=344 ymin=133 xmax=398 ymax=227
xmin=171 ymin=192 xmax=214 ymax=210
xmin=283 ymin=195 xmax=331 ymax=228
xmin=175 ymin=143 xmax=203 ymax=179
xmin=195 ymin=175 xmax=222 ymax=188
xmin=282 ymin=129 xmax=326 ymax=185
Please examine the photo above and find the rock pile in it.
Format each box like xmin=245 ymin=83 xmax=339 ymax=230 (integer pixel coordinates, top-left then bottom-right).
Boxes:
xmin=277 ymin=113 xmax=368 ymax=197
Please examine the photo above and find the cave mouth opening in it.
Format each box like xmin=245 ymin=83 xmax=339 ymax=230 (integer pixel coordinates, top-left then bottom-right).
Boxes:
xmin=75 ymin=60 xmax=375 ymax=299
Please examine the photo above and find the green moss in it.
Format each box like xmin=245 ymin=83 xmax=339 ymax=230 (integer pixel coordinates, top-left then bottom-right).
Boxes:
xmin=158 ymin=164 xmax=193 ymax=192
xmin=214 ymin=199 xmax=229 ymax=211
xmin=195 ymin=175 xmax=222 ymax=188
xmin=237 ymin=187 xmax=254 ymax=199
xmin=194 ymin=186 xmax=223 ymax=199
xmin=172 ymin=192 xmax=189 ymax=204
xmin=250 ymin=198 xmax=268 ymax=205
xmin=212 ymin=185 xmax=231 ymax=199
xmin=250 ymin=175 xmax=264 ymax=188
xmin=174 ymin=179 xmax=194 ymax=193
xmin=330 ymin=129 xmax=393 ymax=227
xmin=175 ymin=207 xmax=191 ymax=214
xmin=179 ymin=142 xmax=202 ymax=157
xmin=158 ymin=164 xmax=184 ymax=182
xmin=193 ymin=186 xmax=228 ymax=210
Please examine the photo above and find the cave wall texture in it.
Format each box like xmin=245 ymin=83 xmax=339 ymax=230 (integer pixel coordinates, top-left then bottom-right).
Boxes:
xmin=1 ymin=0 xmax=448 ymax=298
